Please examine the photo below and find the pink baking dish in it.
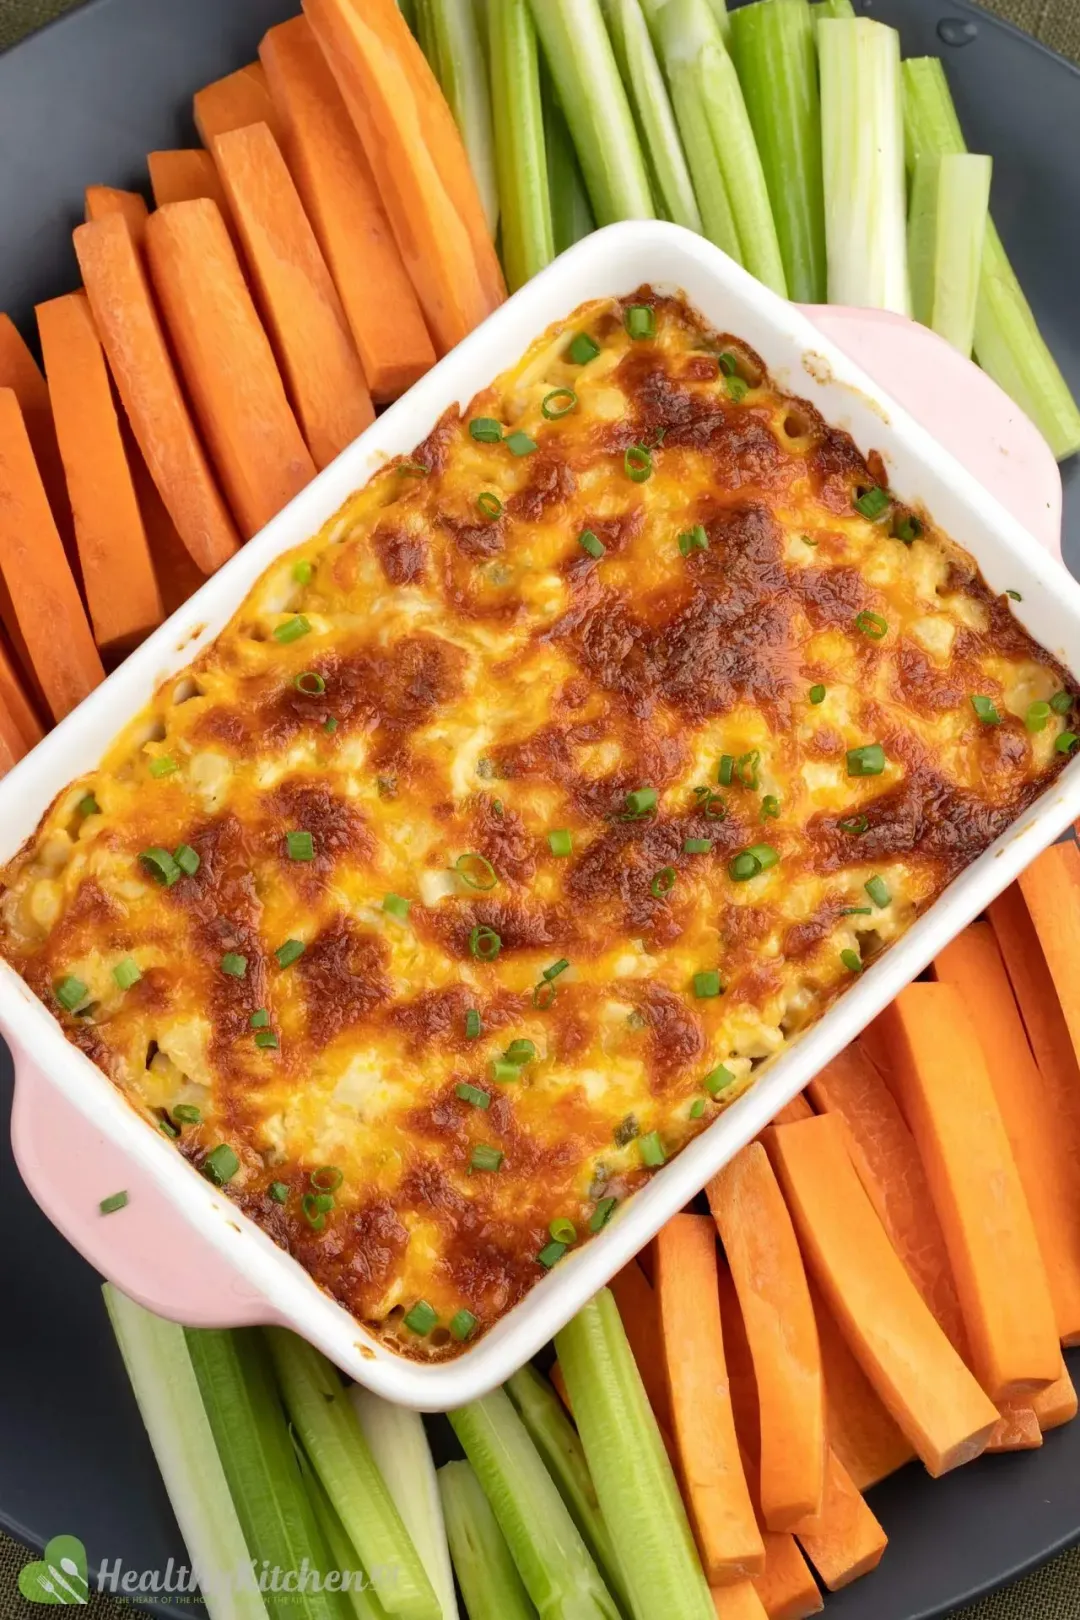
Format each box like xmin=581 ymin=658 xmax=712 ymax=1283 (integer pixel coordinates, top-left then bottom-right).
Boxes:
xmin=6 ymin=221 xmax=1080 ymax=1411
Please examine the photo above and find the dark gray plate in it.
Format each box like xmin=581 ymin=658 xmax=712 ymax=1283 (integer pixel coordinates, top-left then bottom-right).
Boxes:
xmin=2 ymin=1 xmax=1080 ymax=1616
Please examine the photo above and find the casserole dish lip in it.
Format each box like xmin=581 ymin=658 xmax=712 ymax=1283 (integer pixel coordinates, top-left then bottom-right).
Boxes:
xmin=3 ymin=219 xmax=1080 ymax=1409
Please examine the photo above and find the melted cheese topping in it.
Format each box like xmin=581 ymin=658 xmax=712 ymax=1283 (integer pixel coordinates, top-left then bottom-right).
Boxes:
xmin=0 ymin=290 xmax=1071 ymax=1359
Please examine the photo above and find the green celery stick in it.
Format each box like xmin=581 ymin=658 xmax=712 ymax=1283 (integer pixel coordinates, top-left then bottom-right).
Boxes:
xmin=908 ymin=152 xmax=992 ymax=356
xmin=103 ymin=1292 xmax=269 ymax=1620
xmin=265 ymin=1329 xmax=439 ymax=1620
xmin=396 ymin=0 xmax=420 ymax=35
xmin=730 ymin=0 xmax=826 ymax=302
xmin=527 ymin=0 xmax=655 ymax=225
xmin=903 ymin=55 xmax=1080 ymax=461
xmin=185 ymin=1326 xmax=344 ymax=1620
xmin=705 ymin=0 xmax=731 ymax=39
xmin=541 ymin=67 xmax=597 ymax=253
xmin=603 ymin=0 xmax=703 ymax=232
xmin=812 ymin=0 xmax=855 ymax=17
xmin=819 ymin=17 xmax=911 ymax=314
xmin=448 ymin=1387 xmax=621 ymax=1620
xmin=294 ymin=1443 xmax=392 ymax=1620
xmin=505 ymin=1366 xmax=632 ymax=1617
xmin=438 ymin=1463 xmax=537 ymax=1620
xmin=415 ymin=0 xmax=499 ymax=237
xmin=554 ymin=1290 xmax=715 ymax=1620
xmin=645 ymin=0 xmax=788 ymax=293
xmin=489 ymin=0 xmax=555 ymax=290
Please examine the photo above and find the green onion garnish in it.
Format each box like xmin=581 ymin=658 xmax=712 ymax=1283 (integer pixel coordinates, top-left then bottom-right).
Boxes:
xmin=269 ymin=1181 xmax=289 ymax=1203
xmin=624 ymin=445 xmax=653 ymax=483
xmin=456 ymin=852 xmax=498 ymax=891
xmin=625 ymin=305 xmax=656 ymax=340
xmin=550 ymin=1217 xmax=577 ymax=1245
xmin=404 ymin=1301 xmax=438 ymax=1335
xmin=690 ymin=1098 xmax=706 ymax=1119
xmin=809 ymin=685 xmax=826 ymax=705
xmin=1056 ymin=731 xmax=1079 ymax=754
xmin=533 ymin=980 xmax=557 ymax=1010
xmin=1026 ymin=701 xmax=1052 ymax=733
xmin=638 ymin=1131 xmax=666 ymax=1167
xmin=323 ymin=717 xmax=338 ymax=735
xmin=275 ymin=938 xmax=305 ymax=968
xmin=894 ymin=515 xmax=922 ymax=544
xmin=726 ymin=375 xmax=749 ymax=403
xmin=506 ymin=431 xmax=537 ymax=457
xmin=1051 ymin=692 xmax=1074 ymax=714
xmin=801 ymin=534 xmax=818 ymax=547
xmin=847 ymin=743 xmax=886 ymax=777
xmin=159 ymin=1116 xmax=180 ymax=1139
xmin=729 ymin=843 xmax=779 ymax=882
xmin=77 ymin=793 xmax=99 ymax=816
xmin=250 ymin=1008 xmax=269 ymax=1029
xmin=140 ymin=847 xmax=181 ymax=886
xmin=174 ymin=844 xmax=200 ymax=876
xmin=286 ymin=829 xmax=315 ymax=861
xmin=840 ymin=948 xmax=863 ymax=974
xmin=1006 ymin=588 xmax=1022 ymax=601
xmin=543 ymin=958 xmax=570 ymax=982
xmin=590 ymin=1197 xmax=618 ymax=1232
xmin=971 ymin=695 xmax=1001 ymax=725
xmin=761 ymin=796 xmax=780 ymax=821
xmin=693 ymin=970 xmax=723 ymax=1000
xmin=840 ymin=907 xmax=872 ymax=917
xmin=578 ymin=529 xmax=605 ymax=559
xmin=470 ymin=418 xmax=504 ymax=443
xmin=505 ymin=1039 xmax=537 ymax=1065
xmin=537 ymin=1241 xmax=568 ymax=1269
xmin=383 ymin=893 xmax=410 ymax=920
xmin=202 ymin=1144 xmax=240 ymax=1185
xmin=450 ymin=1309 xmax=478 ymax=1342
xmin=838 ymin=814 xmax=870 ymax=835
xmin=99 ymin=1191 xmax=128 ymax=1215
xmin=718 ymin=352 xmax=738 ymax=376
xmin=568 ymin=333 xmax=600 ymax=365
xmin=718 ymin=754 xmax=735 ymax=786
xmin=398 ymin=461 xmax=429 ymax=477
xmin=678 ymin=525 xmax=708 ymax=557
xmin=311 ymin=1166 xmax=343 ymax=1192
xmin=492 ymin=1057 xmax=521 ymax=1084
xmin=684 ymin=837 xmax=712 ymax=854
xmin=220 ymin=952 xmax=247 ymax=979
xmin=273 ymin=614 xmax=312 ymax=644
xmin=149 ymin=756 xmax=178 ymax=778
xmin=705 ymin=1064 xmax=735 ymax=1096
xmin=469 ymin=925 xmax=502 ymax=961
xmin=548 ymin=828 xmax=573 ymax=856
xmin=855 ymin=486 xmax=890 ymax=520
xmin=254 ymin=1029 xmax=279 ymax=1050
xmin=736 ymin=750 xmax=761 ymax=789
xmin=173 ymin=1104 xmax=202 ymax=1124
xmin=865 ymin=875 xmax=891 ymax=909
xmin=623 ymin=786 xmax=657 ymax=819
xmin=113 ymin=957 xmax=141 ymax=990
xmin=694 ymin=787 xmax=727 ymax=819
xmin=55 ymin=974 xmax=88 ymax=1012
xmin=650 ymin=866 xmax=676 ymax=899
xmin=542 ymin=388 xmax=577 ymax=420
xmin=477 ymin=491 xmax=502 ymax=519
xmin=855 ymin=610 xmax=888 ymax=640
xmin=302 ymin=1192 xmax=334 ymax=1228
xmin=294 ymin=671 xmax=325 ymax=696
xmin=465 ymin=1008 xmax=482 ymax=1040
xmin=456 ymin=1083 xmax=490 ymax=1110
xmin=293 ymin=559 xmax=314 ymax=585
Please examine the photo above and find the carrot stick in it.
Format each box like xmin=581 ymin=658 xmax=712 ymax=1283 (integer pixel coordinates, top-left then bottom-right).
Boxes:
xmin=792 ymin=1450 xmax=887 ymax=1593
xmin=770 ymin=1096 xmax=813 ymax=1126
xmin=707 ymin=1144 xmax=825 ymax=1531
xmin=1031 ymin=1361 xmax=1078 ymax=1432
xmin=84 ymin=186 xmax=148 ymax=244
xmin=608 ymin=1258 xmax=673 ymax=1432
xmin=0 ymin=312 xmax=79 ymax=585
xmin=260 ymin=16 xmax=434 ymax=402
xmin=809 ymin=1279 xmax=914 ymax=1489
xmin=73 ymin=214 xmax=239 ymax=575
xmin=302 ymin=0 xmax=500 ymax=354
xmin=211 ymin=123 xmax=373 ymax=471
xmin=935 ymin=916 xmax=1080 ymax=1349
xmin=0 ymin=629 xmax=45 ymax=753
xmin=121 ymin=417 xmax=207 ymax=617
xmin=655 ymin=1215 xmax=765 ymax=1584
xmin=874 ymin=984 xmax=1060 ymax=1400
xmin=148 ymin=149 xmax=230 ymax=210
xmin=0 ymin=391 xmax=104 ymax=721
xmin=711 ymin=1583 xmax=769 ymax=1619
xmin=748 ymin=1533 xmax=822 ymax=1620
xmin=770 ymin=1114 xmax=998 ymax=1476
xmin=145 ymin=200 xmax=315 ymax=539
xmin=1017 ymin=842 xmax=1080 ymax=1058
xmin=193 ymin=60 xmax=283 ymax=147
xmin=37 ymin=292 xmax=163 ymax=658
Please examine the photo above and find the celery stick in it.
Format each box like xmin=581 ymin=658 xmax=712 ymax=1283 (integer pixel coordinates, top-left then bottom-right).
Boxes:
xmin=103 ymin=1292 xmax=269 ymax=1620
xmin=730 ymin=0 xmax=826 ymax=302
xmin=396 ymin=0 xmax=420 ymax=35
xmin=416 ymin=0 xmax=499 ymax=238
xmin=908 ymin=152 xmax=992 ymax=356
xmin=903 ymin=56 xmax=1080 ymax=461
xmin=603 ymin=0 xmax=702 ymax=232
xmin=526 ymin=0 xmax=655 ymax=226
xmin=185 ymin=1327 xmax=343 ymax=1620
xmin=438 ymin=1463 xmax=537 ymax=1620
xmin=295 ymin=1445 xmax=391 ymax=1620
xmin=265 ymin=1330 xmax=439 ymax=1620
xmin=505 ymin=1366 xmax=632 ymax=1618
xmin=705 ymin=0 xmax=731 ymax=40
xmin=488 ymin=0 xmax=555 ymax=290
xmin=819 ymin=18 xmax=910 ymax=314
xmin=554 ymin=1290 xmax=715 ymax=1620
xmin=646 ymin=0 xmax=788 ymax=293
xmin=348 ymin=1387 xmax=459 ymax=1620
xmin=541 ymin=71 xmax=597 ymax=253
xmin=448 ymin=1388 xmax=621 ymax=1620
xmin=812 ymin=0 xmax=855 ymax=18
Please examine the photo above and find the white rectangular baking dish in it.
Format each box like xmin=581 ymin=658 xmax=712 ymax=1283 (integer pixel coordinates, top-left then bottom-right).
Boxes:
xmin=5 ymin=220 xmax=1080 ymax=1411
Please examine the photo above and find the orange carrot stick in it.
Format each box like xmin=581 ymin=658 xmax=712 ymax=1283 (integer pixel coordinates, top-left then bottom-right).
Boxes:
xmin=84 ymin=186 xmax=148 ymax=244
xmin=145 ymin=200 xmax=315 ymax=539
xmin=73 ymin=214 xmax=238 ymax=575
xmin=122 ymin=417 xmax=207 ymax=617
xmin=211 ymin=123 xmax=373 ymax=470
xmin=792 ymin=1451 xmax=887 ymax=1593
xmin=0 ymin=391 xmax=104 ymax=721
xmin=935 ymin=917 xmax=1080 ymax=1349
xmin=260 ymin=16 xmax=434 ymax=401
xmin=707 ymin=1144 xmax=825 ymax=1531
xmin=1031 ymin=1362 xmax=1078 ymax=1432
xmin=148 ymin=149 xmax=230 ymax=210
xmin=809 ymin=1280 xmax=914 ymax=1489
xmin=302 ymin=0 xmax=498 ymax=354
xmin=655 ymin=1215 xmax=765 ymax=1584
xmin=0 ymin=629 xmax=45 ymax=753
xmin=711 ymin=1583 xmax=769 ymax=1619
xmin=37 ymin=292 xmax=163 ymax=658
xmin=749 ymin=1531 xmax=822 ymax=1620
xmin=875 ymin=983 xmax=1060 ymax=1400
xmin=0 ymin=312 xmax=79 ymax=583
xmin=770 ymin=1114 xmax=998 ymax=1476
xmin=193 ymin=60 xmax=282 ymax=147
xmin=1017 ymin=842 xmax=1080 ymax=1058
xmin=770 ymin=1095 xmax=814 ymax=1126
xmin=608 ymin=1258 xmax=673 ymax=1432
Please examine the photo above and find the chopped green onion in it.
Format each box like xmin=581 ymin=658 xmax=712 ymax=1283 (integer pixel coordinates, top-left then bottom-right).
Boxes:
xmin=684 ymin=837 xmax=713 ymax=854
xmin=286 ymin=829 xmax=314 ymax=861
xmin=894 ymin=515 xmax=923 ymax=544
xmin=323 ymin=716 xmax=338 ymax=735
xmin=638 ymin=1131 xmax=666 ymax=1168
xmin=1026 ymin=701 xmax=1051 ymax=732
xmin=404 ymin=1300 xmax=439 ymax=1335
xmin=569 ymin=332 xmax=601 ymax=365
xmin=492 ymin=1057 xmax=522 ymax=1084
xmin=269 ymin=1180 xmax=289 ymax=1203
xmin=718 ymin=754 xmax=735 ymax=786
xmin=729 ymin=852 xmax=761 ymax=882
xmin=855 ymin=610 xmax=888 ymax=639
xmin=840 ymin=906 xmax=872 ymax=916
xmin=292 ymin=558 xmax=314 ymax=585
xmin=718 ymin=351 xmax=738 ymax=376
xmin=250 ymin=1008 xmax=269 ymax=1029
xmin=220 ymin=952 xmax=247 ymax=979
xmin=847 ymin=743 xmax=886 ymax=777
xmin=690 ymin=1098 xmax=706 ymax=1120
xmin=311 ymin=1166 xmax=343 ymax=1193
xmin=840 ymin=948 xmax=863 ymax=974
xmin=624 ymin=444 xmax=653 ymax=483
xmin=614 ymin=1114 xmax=639 ymax=1146
xmin=548 ymin=828 xmax=573 ymax=856
xmin=273 ymin=614 xmax=311 ymax=644
xmin=648 ymin=866 xmax=676 ymax=901
xmin=301 ymin=1192 xmax=330 ymax=1229
xmin=469 ymin=924 xmax=502 ymax=961
xmin=1056 ymin=732 xmax=1079 ymax=755
xmin=470 ymin=1144 xmax=505 ymax=1174
xmin=801 ymin=532 xmax=819 ymax=547
xmin=533 ymin=980 xmax=557 ymax=1009
xmin=113 ymin=957 xmax=141 ymax=990
xmin=809 ymin=684 xmax=826 ymax=704
xmin=140 ymin=846 xmax=181 ymax=886
xmin=504 ymin=1040 xmax=536 ymax=1067
xmin=694 ymin=787 xmax=727 ymax=819
xmin=55 ymin=975 xmax=88 ymax=1011
xmin=865 ymin=875 xmax=891 ymax=908
xmin=478 ymin=491 xmax=503 ymax=519
xmin=254 ymin=1029 xmax=279 ymax=1050
xmin=173 ymin=1103 xmax=202 ymax=1124
xmin=550 ymin=1217 xmax=578 ymax=1245
xmin=470 ymin=417 xmax=504 ymax=443
xmin=398 ymin=460 xmax=430 ymax=477
xmin=77 ymin=792 xmax=99 ymax=816
xmin=625 ymin=305 xmax=656 ymax=340
xmin=1051 ymin=692 xmax=1074 ymax=714
xmin=705 ymin=1064 xmax=736 ymax=1096
xmin=159 ymin=1116 xmax=180 ymax=1139
xmin=542 ymin=387 xmax=578 ymax=419
xmin=624 ymin=785 xmax=657 ymax=818
xmin=465 ymin=1008 xmax=482 ymax=1040
xmin=736 ymin=749 xmax=761 ymax=789
xmin=274 ymin=938 xmax=305 ymax=968
xmin=761 ymin=795 xmax=780 ymax=820
xmin=174 ymin=843 xmax=200 ymax=876
xmin=678 ymin=524 xmax=709 ymax=557
xmin=839 ymin=814 xmax=870 ymax=835
xmin=456 ymin=1082 xmax=491 ymax=1110
xmin=854 ymin=486 xmax=891 ymax=520
xmin=543 ymin=958 xmax=570 ymax=981
xmin=201 ymin=1144 xmax=240 ymax=1185
xmin=693 ymin=970 xmax=723 ymax=1000
xmin=506 ymin=430 xmax=538 ymax=456
xmin=1006 ymin=588 xmax=1022 ymax=602
xmin=149 ymin=755 xmax=178 ymax=778
xmin=99 ymin=1191 xmax=128 ymax=1214
xmin=590 ymin=1197 xmax=618 ymax=1232
xmin=971 ymin=695 xmax=1001 ymax=726
xmin=578 ymin=529 xmax=605 ymax=559
xmin=294 ymin=670 xmax=325 ymax=696
xmin=450 ymin=1310 xmax=479 ymax=1343
xmin=383 ymin=893 xmax=411 ymax=920
xmin=456 ymin=851 xmax=498 ymax=891
xmin=537 ymin=1240 xmax=568 ymax=1269
xmin=726 ymin=375 xmax=749 ymax=403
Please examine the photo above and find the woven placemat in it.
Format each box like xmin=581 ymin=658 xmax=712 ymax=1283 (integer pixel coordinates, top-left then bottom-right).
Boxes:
xmin=0 ymin=0 xmax=1078 ymax=1616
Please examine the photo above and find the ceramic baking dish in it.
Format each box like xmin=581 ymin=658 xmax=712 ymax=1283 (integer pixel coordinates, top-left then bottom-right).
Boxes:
xmin=5 ymin=220 xmax=1080 ymax=1411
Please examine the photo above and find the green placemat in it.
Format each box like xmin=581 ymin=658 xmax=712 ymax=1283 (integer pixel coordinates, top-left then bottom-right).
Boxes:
xmin=0 ymin=0 xmax=1078 ymax=1616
